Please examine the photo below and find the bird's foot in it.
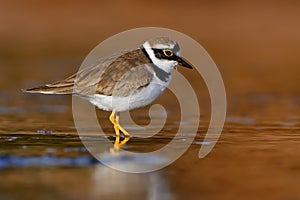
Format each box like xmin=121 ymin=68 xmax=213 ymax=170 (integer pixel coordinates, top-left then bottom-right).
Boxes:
xmin=109 ymin=135 xmax=130 ymax=153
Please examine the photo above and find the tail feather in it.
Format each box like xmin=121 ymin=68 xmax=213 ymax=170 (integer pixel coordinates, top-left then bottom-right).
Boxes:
xmin=23 ymin=75 xmax=75 ymax=95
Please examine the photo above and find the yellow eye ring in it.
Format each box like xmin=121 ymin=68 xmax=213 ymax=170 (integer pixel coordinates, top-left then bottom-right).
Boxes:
xmin=163 ymin=50 xmax=173 ymax=57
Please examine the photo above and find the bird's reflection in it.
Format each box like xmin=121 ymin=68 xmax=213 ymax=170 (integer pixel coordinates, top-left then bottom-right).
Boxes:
xmin=92 ymin=165 xmax=174 ymax=200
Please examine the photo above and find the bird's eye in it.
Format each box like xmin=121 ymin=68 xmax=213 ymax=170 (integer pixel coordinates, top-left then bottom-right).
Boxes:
xmin=163 ymin=50 xmax=173 ymax=57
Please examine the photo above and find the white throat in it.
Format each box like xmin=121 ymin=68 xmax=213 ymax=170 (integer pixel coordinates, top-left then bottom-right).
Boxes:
xmin=142 ymin=42 xmax=177 ymax=73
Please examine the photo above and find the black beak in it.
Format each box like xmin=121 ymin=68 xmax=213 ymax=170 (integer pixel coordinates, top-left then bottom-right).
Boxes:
xmin=176 ymin=56 xmax=193 ymax=69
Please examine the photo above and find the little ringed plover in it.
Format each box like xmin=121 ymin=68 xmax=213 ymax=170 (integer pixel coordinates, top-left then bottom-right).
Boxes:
xmin=24 ymin=37 xmax=193 ymax=150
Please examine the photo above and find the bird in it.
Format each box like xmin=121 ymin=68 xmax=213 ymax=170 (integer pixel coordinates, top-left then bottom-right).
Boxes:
xmin=23 ymin=37 xmax=193 ymax=151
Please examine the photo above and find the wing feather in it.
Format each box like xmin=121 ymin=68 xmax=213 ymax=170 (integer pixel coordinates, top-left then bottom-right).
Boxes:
xmin=23 ymin=49 xmax=154 ymax=97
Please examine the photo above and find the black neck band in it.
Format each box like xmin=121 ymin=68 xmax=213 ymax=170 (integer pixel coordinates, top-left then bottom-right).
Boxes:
xmin=141 ymin=47 xmax=170 ymax=82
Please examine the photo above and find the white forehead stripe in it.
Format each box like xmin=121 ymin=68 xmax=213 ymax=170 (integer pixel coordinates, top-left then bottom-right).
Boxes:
xmin=152 ymin=43 xmax=175 ymax=49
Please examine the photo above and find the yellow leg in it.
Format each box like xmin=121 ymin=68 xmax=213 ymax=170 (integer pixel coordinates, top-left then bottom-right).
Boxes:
xmin=109 ymin=110 xmax=120 ymax=137
xmin=115 ymin=114 xmax=130 ymax=137
xmin=109 ymin=110 xmax=130 ymax=152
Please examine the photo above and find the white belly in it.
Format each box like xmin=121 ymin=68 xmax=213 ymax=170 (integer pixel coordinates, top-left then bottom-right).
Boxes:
xmin=88 ymin=78 xmax=170 ymax=112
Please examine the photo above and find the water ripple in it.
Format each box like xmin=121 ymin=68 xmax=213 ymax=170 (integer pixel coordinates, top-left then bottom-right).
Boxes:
xmin=0 ymin=155 xmax=98 ymax=169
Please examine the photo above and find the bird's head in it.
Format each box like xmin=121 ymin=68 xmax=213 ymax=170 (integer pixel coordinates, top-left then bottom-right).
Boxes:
xmin=141 ymin=37 xmax=193 ymax=73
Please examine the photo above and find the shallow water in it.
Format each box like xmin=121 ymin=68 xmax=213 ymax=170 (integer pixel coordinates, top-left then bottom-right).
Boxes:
xmin=1 ymin=92 xmax=300 ymax=199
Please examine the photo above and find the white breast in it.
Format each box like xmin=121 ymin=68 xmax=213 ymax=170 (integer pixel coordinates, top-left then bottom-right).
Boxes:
xmin=89 ymin=76 xmax=171 ymax=112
